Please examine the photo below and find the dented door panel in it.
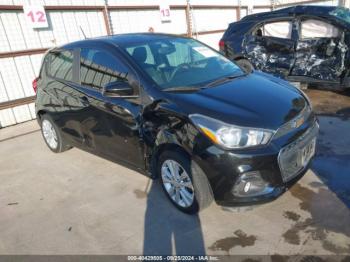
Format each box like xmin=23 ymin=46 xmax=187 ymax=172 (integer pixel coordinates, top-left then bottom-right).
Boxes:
xmin=244 ymin=35 xmax=295 ymax=78
xmin=291 ymin=37 xmax=348 ymax=82
xmin=290 ymin=17 xmax=349 ymax=82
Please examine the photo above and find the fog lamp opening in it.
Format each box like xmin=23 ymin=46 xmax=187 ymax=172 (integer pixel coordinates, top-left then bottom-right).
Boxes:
xmin=244 ymin=182 xmax=251 ymax=193
xmin=232 ymin=171 xmax=274 ymax=198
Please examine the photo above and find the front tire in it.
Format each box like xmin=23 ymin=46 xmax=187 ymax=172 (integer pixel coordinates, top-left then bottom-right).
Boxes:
xmin=158 ymin=150 xmax=213 ymax=214
xmin=40 ymin=114 xmax=71 ymax=153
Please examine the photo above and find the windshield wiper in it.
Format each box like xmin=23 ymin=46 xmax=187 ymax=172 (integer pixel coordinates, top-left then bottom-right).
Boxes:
xmin=162 ymin=86 xmax=202 ymax=92
xmin=162 ymin=73 xmax=247 ymax=92
xmin=202 ymin=73 xmax=247 ymax=89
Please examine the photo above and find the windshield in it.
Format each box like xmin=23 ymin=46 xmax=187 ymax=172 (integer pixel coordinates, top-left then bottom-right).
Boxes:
xmin=329 ymin=7 xmax=350 ymax=24
xmin=122 ymin=37 xmax=244 ymax=90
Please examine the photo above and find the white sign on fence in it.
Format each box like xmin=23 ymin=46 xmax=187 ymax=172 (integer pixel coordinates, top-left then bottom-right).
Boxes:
xmin=23 ymin=5 xmax=49 ymax=29
xmin=159 ymin=4 xmax=171 ymax=22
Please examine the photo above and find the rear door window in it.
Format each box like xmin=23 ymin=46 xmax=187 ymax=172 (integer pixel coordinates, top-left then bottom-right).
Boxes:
xmin=254 ymin=21 xmax=293 ymax=39
xmin=80 ymin=48 xmax=129 ymax=90
xmin=48 ymin=50 xmax=73 ymax=81
xmin=301 ymin=19 xmax=340 ymax=39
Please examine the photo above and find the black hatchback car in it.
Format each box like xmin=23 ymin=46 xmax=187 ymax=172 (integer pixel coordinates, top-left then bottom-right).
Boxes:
xmin=34 ymin=33 xmax=318 ymax=214
xmin=220 ymin=5 xmax=350 ymax=89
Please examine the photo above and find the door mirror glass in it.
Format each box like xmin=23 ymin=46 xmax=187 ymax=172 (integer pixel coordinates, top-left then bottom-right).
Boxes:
xmin=102 ymin=81 xmax=134 ymax=97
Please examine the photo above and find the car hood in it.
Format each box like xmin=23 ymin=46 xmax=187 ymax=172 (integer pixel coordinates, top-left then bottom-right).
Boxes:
xmin=167 ymin=72 xmax=307 ymax=130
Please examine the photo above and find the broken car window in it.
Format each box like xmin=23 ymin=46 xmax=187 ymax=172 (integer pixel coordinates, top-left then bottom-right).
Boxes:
xmin=301 ymin=19 xmax=340 ymax=39
xmin=261 ymin=21 xmax=292 ymax=39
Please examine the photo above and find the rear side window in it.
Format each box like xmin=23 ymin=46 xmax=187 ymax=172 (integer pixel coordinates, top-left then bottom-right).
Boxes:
xmin=80 ymin=48 xmax=128 ymax=90
xmin=301 ymin=19 xmax=340 ymax=39
xmin=47 ymin=50 xmax=73 ymax=81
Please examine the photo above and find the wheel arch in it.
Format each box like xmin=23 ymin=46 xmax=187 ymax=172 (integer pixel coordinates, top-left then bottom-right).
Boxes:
xmin=37 ymin=110 xmax=46 ymax=118
xmin=36 ymin=110 xmax=47 ymax=126
xmin=149 ymin=142 xmax=191 ymax=178
xmin=233 ymin=55 xmax=248 ymax=61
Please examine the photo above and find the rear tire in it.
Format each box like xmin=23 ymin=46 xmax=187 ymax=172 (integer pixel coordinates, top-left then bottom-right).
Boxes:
xmin=158 ymin=150 xmax=213 ymax=214
xmin=236 ymin=58 xmax=254 ymax=73
xmin=40 ymin=114 xmax=71 ymax=153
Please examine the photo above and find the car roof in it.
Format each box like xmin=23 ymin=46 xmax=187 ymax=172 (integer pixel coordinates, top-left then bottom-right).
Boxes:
xmin=241 ymin=5 xmax=339 ymax=21
xmin=59 ymin=33 xmax=187 ymax=50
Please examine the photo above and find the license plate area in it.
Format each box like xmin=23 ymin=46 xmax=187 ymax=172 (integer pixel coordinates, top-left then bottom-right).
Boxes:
xmin=300 ymin=138 xmax=316 ymax=167
xmin=278 ymin=123 xmax=318 ymax=182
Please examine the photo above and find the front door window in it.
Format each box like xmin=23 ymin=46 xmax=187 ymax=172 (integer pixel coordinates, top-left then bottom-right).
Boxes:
xmin=246 ymin=19 xmax=295 ymax=77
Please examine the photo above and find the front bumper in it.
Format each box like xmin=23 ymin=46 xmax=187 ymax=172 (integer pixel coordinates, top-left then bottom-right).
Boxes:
xmin=194 ymin=116 xmax=319 ymax=206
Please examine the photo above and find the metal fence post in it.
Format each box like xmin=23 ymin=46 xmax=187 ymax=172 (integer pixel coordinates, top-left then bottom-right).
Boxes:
xmin=186 ymin=0 xmax=192 ymax=37
xmin=103 ymin=0 xmax=112 ymax=35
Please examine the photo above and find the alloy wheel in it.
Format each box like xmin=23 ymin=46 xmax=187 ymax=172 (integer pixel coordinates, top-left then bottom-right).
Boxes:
xmin=161 ymin=159 xmax=195 ymax=208
xmin=42 ymin=119 xmax=58 ymax=149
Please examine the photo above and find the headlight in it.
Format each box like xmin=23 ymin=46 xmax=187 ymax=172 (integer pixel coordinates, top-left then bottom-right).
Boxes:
xmin=189 ymin=114 xmax=274 ymax=149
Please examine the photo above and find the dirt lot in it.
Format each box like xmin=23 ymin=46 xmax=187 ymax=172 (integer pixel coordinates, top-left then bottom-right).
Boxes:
xmin=305 ymin=88 xmax=350 ymax=118
xmin=0 ymin=89 xmax=349 ymax=256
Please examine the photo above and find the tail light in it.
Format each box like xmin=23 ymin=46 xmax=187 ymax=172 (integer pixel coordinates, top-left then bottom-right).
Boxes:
xmin=219 ymin=40 xmax=225 ymax=52
xmin=32 ymin=77 xmax=39 ymax=93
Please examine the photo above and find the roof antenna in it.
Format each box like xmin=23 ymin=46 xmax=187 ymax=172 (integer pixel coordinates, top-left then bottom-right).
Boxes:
xmin=79 ymin=26 xmax=87 ymax=39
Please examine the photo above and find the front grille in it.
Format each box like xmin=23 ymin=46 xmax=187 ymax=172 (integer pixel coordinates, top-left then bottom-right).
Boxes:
xmin=278 ymin=122 xmax=319 ymax=182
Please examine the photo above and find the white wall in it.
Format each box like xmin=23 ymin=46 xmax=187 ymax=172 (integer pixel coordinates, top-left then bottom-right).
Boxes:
xmin=0 ymin=7 xmax=108 ymax=127
xmin=109 ymin=9 xmax=187 ymax=35
xmin=274 ymin=0 xmax=337 ymax=6
xmin=191 ymin=8 xmax=237 ymax=32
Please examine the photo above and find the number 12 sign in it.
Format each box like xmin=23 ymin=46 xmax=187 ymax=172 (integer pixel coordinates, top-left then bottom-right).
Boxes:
xmin=23 ymin=5 xmax=48 ymax=29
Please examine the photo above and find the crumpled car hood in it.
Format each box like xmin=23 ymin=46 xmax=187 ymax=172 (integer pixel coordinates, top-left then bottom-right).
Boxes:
xmin=169 ymin=72 xmax=307 ymax=130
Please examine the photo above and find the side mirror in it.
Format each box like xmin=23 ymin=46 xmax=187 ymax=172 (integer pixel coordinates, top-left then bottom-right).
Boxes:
xmin=102 ymin=81 xmax=134 ymax=97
